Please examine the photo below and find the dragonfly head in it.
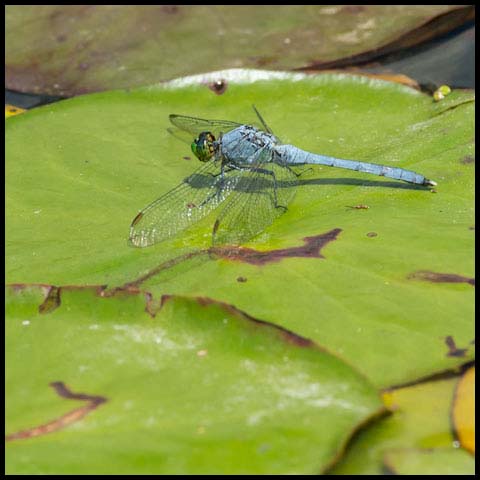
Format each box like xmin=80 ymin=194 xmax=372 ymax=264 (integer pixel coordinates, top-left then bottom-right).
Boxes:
xmin=191 ymin=132 xmax=216 ymax=162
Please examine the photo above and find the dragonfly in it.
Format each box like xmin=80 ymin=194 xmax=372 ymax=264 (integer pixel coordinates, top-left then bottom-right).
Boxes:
xmin=129 ymin=107 xmax=436 ymax=248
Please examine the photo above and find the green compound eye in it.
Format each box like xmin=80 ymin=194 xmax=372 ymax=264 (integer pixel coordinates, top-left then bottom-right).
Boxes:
xmin=190 ymin=141 xmax=200 ymax=158
xmin=191 ymin=132 xmax=215 ymax=162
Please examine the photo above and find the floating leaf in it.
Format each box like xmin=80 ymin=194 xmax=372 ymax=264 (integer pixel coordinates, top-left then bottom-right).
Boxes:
xmin=5 ymin=5 xmax=472 ymax=96
xmin=382 ymin=447 xmax=475 ymax=475
xmin=452 ymin=366 xmax=475 ymax=454
xmin=5 ymin=284 xmax=382 ymax=474
xmin=330 ymin=375 xmax=475 ymax=474
xmin=5 ymin=71 xmax=474 ymax=389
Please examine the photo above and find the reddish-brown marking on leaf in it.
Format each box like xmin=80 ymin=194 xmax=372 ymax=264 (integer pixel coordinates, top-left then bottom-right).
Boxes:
xmin=366 ymin=232 xmax=378 ymax=238
xmin=210 ymin=228 xmax=342 ymax=265
xmin=157 ymin=294 xmax=314 ymax=347
xmin=121 ymin=230 xmax=341 ymax=289
xmin=6 ymin=282 xmax=332 ymax=377
xmin=145 ymin=292 xmax=164 ymax=318
xmin=407 ymin=270 xmax=475 ymax=286
xmin=445 ymin=336 xmax=468 ymax=358
xmin=38 ymin=285 xmax=61 ymax=314
xmin=237 ymin=276 xmax=247 ymax=283
xmin=160 ymin=5 xmax=179 ymax=14
xmin=207 ymin=79 xmax=228 ymax=95
xmin=347 ymin=204 xmax=369 ymax=210
xmin=5 ymin=382 xmax=107 ymax=442
xmin=461 ymin=155 xmax=475 ymax=164
xmin=192 ymin=296 xmax=316 ymax=349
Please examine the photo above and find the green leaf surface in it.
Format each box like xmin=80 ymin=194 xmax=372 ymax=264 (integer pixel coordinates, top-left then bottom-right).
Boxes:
xmin=6 ymin=71 xmax=474 ymax=390
xmin=330 ymin=375 xmax=475 ymax=474
xmin=6 ymin=5 xmax=465 ymax=96
xmin=5 ymin=285 xmax=382 ymax=474
xmin=383 ymin=447 xmax=475 ymax=475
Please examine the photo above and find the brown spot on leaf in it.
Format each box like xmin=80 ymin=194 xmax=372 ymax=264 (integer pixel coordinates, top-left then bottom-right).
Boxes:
xmin=5 ymin=382 xmax=107 ymax=442
xmin=160 ymin=5 xmax=179 ymax=14
xmin=347 ymin=204 xmax=369 ymax=210
xmin=38 ymin=286 xmax=61 ymax=314
xmin=237 ymin=276 xmax=247 ymax=283
xmin=461 ymin=155 xmax=475 ymax=164
xmin=144 ymin=291 xmax=163 ymax=317
xmin=445 ymin=336 xmax=468 ymax=357
xmin=366 ymin=232 xmax=378 ymax=238
xmin=207 ymin=79 xmax=228 ymax=95
xmin=211 ymin=228 xmax=342 ymax=265
xmin=469 ymin=226 xmax=475 ymax=230
xmin=122 ymin=230 xmax=341 ymax=290
xmin=408 ymin=270 xmax=474 ymax=286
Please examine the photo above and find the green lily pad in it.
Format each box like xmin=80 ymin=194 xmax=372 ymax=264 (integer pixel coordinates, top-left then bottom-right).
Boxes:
xmin=5 ymin=284 xmax=383 ymax=474
xmin=5 ymin=5 xmax=467 ymax=96
xmin=330 ymin=376 xmax=475 ymax=474
xmin=6 ymin=71 xmax=474 ymax=393
xmin=383 ymin=447 xmax=475 ymax=475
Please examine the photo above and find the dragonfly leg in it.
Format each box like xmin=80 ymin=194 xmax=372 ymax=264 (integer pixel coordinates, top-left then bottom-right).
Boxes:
xmin=206 ymin=163 xmax=237 ymax=178
xmin=252 ymin=105 xmax=274 ymax=135
xmin=239 ymin=165 xmax=287 ymax=211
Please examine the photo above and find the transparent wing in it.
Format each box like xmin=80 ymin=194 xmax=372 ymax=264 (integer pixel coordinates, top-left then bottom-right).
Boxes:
xmin=212 ymin=149 xmax=298 ymax=246
xmin=169 ymin=114 xmax=242 ymax=137
xmin=129 ymin=159 xmax=241 ymax=247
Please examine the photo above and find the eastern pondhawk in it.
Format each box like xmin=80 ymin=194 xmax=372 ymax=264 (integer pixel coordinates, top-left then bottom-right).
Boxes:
xmin=129 ymin=107 xmax=436 ymax=248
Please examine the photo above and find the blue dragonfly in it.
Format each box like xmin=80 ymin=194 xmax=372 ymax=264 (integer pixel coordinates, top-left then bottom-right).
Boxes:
xmin=129 ymin=107 xmax=436 ymax=247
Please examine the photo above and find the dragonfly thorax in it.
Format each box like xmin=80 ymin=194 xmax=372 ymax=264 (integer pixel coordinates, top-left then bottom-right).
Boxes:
xmin=220 ymin=125 xmax=278 ymax=166
xmin=191 ymin=131 xmax=216 ymax=162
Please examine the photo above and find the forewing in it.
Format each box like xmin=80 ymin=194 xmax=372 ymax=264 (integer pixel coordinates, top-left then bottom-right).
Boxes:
xmin=169 ymin=114 xmax=241 ymax=138
xmin=129 ymin=159 xmax=241 ymax=247
xmin=212 ymin=150 xmax=298 ymax=246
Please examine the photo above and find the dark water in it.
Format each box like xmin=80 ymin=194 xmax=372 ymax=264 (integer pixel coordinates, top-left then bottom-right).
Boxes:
xmin=365 ymin=22 xmax=475 ymax=90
